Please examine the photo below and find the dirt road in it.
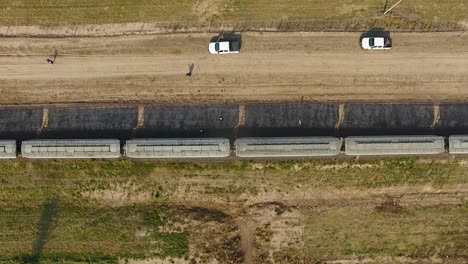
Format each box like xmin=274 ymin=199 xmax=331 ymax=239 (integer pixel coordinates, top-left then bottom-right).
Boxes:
xmin=0 ymin=32 xmax=467 ymax=105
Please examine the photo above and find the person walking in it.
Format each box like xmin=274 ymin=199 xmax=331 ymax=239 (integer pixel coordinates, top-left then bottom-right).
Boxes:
xmin=47 ymin=50 xmax=58 ymax=64
xmin=186 ymin=63 xmax=195 ymax=77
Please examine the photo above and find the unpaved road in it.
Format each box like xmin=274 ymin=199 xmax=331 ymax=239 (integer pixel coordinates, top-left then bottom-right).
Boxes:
xmin=0 ymin=32 xmax=467 ymax=105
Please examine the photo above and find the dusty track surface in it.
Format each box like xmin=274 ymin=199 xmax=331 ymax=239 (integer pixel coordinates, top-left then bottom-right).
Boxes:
xmin=0 ymin=32 xmax=467 ymax=105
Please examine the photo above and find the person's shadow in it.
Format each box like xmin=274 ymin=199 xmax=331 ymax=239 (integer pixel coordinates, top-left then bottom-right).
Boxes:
xmin=186 ymin=63 xmax=195 ymax=77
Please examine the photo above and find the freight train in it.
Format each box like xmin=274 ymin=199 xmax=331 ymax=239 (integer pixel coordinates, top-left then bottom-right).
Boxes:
xmin=1 ymin=135 xmax=467 ymax=159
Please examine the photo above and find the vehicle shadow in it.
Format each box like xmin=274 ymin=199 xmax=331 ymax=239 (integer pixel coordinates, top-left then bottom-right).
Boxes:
xmin=360 ymin=28 xmax=392 ymax=47
xmin=21 ymin=197 xmax=60 ymax=263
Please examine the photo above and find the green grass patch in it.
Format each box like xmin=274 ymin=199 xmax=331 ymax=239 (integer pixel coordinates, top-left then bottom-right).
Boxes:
xmin=152 ymin=232 xmax=189 ymax=258
xmin=0 ymin=203 xmax=187 ymax=262
xmin=0 ymin=158 xmax=466 ymax=261
xmin=12 ymin=253 xmax=118 ymax=264
xmin=153 ymin=158 xmax=467 ymax=190
xmin=1 ymin=158 xmax=466 ymax=207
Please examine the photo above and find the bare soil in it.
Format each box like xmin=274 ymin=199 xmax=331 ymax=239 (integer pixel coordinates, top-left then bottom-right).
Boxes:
xmin=237 ymin=219 xmax=256 ymax=264
xmin=0 ymin=32 xmax=467 ymax=105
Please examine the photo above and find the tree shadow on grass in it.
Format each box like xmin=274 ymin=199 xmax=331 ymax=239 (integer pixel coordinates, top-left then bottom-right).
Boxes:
xmin=21 ymin=197 xmax=60 ymax=264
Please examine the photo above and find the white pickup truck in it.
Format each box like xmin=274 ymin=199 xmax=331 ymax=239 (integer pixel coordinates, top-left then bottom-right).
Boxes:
xmin=208 ymin=35 xmax=241 ymax=54
xmin=361 ymin=37 xmax=392 ymax=50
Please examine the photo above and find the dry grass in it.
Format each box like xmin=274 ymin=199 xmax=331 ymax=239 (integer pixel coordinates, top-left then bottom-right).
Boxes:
xmin=301 ymin=204 xmax=468 ymax=261
xmin=0 ymin=0 xmax=465 ymax=26
xmin=0 ymin=158 xmax=467 ymax=263
xmin=401 ymin=0 xmax=468 ymax=21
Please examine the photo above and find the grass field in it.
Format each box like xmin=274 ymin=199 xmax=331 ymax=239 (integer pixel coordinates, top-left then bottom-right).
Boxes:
xmin=0 ymin=158 xmax=467 ymax=263
xmin=0 ymin=0 xmax=466 ymax=26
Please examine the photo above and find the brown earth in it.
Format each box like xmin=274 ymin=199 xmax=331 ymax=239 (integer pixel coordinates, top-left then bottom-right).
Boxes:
xmin=0 ymin=32 xmax=467 ymax=105
xmin=173 ymin=183 xmax=468 ymax=264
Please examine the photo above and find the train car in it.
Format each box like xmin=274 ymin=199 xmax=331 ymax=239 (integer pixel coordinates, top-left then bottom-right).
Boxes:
xmin=235 ymin=137 xmax=341 ymax=157
xmin=125 ymin=138 xmax=230 ymax=158
xmin=345 ymin=136 xmax=445 ymax=156
xmin=21 ymin=139 xmax=121 ymax=159
xmin=448 ymin=135 xmax=468 ymax=154
xmin=0 ymin=140 xmax=17 ymax=159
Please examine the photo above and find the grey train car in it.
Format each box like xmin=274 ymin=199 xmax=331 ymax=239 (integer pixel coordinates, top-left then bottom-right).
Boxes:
xmin=0 ymin=140 xmax=17 ymax=159
xmin=235 ymin=137 xmax=341 ymax=157
xmin=125 ymin=138 xmax=230 ymax=158
xmin=345 ymin=136 xmax=445 ymax=156
xmin=21 ymin=139 xmax=121 ymax=159
xmin=448 ymin=135 xmax=468 ymax=154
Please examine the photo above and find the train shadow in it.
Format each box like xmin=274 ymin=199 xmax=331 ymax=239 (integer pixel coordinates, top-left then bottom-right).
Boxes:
xmin=238 ymin=128 xmax=335 ymax=138
xmin=136 ymin=128 xmax=235 ymax=139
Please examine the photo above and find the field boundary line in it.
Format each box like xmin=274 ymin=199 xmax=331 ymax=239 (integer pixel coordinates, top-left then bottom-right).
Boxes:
xmin=0 ymin=18 xmax=465 ymax=38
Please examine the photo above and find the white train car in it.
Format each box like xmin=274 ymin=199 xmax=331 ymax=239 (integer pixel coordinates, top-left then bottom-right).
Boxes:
xmin=0 ymin=140 xmax=17 ymax=159
xmin=345 ymin=136 xmax=445 ymax=156
xmin=235 ymin=137 xmax=341 ymax=157
xmin=21 ymin=139 xmax=121 ymax=159
xmin=448 ymin=135 xmax=468 ymax=154
xmin=125 ymin=138 xmax=230 ymax=158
